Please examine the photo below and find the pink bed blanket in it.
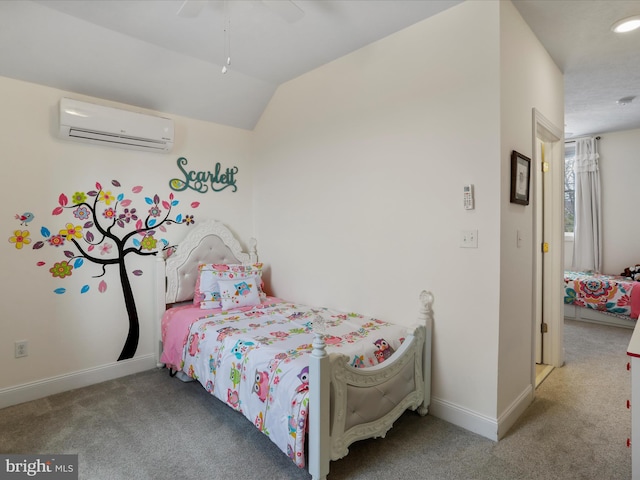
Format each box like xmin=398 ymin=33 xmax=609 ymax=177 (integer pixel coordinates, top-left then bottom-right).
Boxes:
xmin=160 ymin=300 xmax=410 ymax=468
xmin=160 ymin=297 xmax=283 ymax=370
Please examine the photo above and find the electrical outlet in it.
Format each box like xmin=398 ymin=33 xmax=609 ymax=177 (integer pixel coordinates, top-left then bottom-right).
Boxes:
xmin=15 ymin=340 xmax=28 ymax=358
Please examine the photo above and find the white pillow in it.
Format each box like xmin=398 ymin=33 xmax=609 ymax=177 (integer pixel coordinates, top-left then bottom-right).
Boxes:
xmin=198 ymin=269 xmax=220 ymax=293
xmin=218 ymin=276 xmax=261 ymax=310
xmin=195 ymin=263 xmax=266 ymax=307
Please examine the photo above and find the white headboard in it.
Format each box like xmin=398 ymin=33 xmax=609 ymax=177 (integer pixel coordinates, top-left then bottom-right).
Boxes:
xmin=160 ymin=219 xmax=257 ymax=304
xmin=154 ymin=219 xmax=258 ymax=366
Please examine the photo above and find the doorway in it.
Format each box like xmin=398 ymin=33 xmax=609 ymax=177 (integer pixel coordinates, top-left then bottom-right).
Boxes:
xmin=535 ymin=137 xmax=553 ymax=385
xmin=532 ymin=109 xmax=564 ymax=388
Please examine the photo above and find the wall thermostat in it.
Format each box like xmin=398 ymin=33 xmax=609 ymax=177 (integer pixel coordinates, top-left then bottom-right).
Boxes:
xmin=464 ymin=184 xmax=474 ymax=210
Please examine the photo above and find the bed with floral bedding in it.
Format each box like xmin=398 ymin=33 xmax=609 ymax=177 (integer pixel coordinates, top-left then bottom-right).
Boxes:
xmin=154 ymin=219 xmax=433 ymax=480
xmin=564 ymin=270 xmax=640 ymax=327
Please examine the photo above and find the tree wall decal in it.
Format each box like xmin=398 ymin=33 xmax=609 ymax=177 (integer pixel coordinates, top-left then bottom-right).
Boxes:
xmin=28 ymin=180 xmax=198 ymax=360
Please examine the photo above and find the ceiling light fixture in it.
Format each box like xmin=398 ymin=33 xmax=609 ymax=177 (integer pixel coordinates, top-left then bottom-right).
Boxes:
xmin=611 ymin=15 xmax=640 ymax=33
xmin=617 ymin=95 xmax=636 ymax=106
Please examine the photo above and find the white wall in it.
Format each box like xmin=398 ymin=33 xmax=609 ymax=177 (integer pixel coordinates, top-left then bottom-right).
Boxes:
xmin=565 ymin=235 xmax=574 ymax=270
xmin=497 ymin=1 xmax=564 ymax=420
xmin=253 ymin=0 xmax=504 ymax=435
xmin=0 ymin=76 xmax=254 ymax=402
xmin=252 ymin=0 xmax=563 ymax=440
xmin=598 ymin=128 xmax=640 ymax=274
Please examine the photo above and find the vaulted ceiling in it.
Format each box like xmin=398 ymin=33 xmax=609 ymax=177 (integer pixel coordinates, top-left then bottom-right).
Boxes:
xmin=1 ymin=0 xmax=639 ymax=137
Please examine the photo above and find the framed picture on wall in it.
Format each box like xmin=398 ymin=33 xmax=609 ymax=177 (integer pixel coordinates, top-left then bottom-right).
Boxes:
xmin=510 ymin=150 xmax=531 ymax=205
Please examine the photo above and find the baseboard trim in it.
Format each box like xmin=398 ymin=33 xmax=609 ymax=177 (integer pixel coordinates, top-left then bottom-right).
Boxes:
xmin=429 ymin=385 xmax=534 ymax=442
xmin=0 ymin=354 xmax=157 ymax=410
xmin=497 ymin=384 xmax=533 ymax=439
xmin=429 ymin=396 xmax=499 ymax=441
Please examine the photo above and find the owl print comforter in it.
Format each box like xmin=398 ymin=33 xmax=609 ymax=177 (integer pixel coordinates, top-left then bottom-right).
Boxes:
xmin=178 ymin=301 xmax=409 ymax=468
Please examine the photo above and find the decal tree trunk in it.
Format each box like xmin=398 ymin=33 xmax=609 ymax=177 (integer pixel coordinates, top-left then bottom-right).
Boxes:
xmin=117 ymin=258 xmax=139 ymax=361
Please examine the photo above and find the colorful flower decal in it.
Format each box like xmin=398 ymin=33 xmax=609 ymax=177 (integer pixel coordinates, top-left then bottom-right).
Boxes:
xmin=99 ymin=243 xmax=112 ymax=255
xmin=140 ymin=235 xmax=157 ymax=251
xmin=72 ymin=192 xmax=87 ymax=204
xmin=73 ymin=206 xmax=91 ymax=221
xmin=98 ymin=190 xmax=115 ymax=205
xmin=47 ymin=235 xmax=65 ymax=247
xmin=148 ymin=205 xmax=161 ymax=217
xmin=49 ymin=260 xmax=73 ymax=279
xmin=18 ymin=179 xmax=199 ymax=362
xmin=59 ymin=223 xmax=83 ymax=241
xmin=117 ymin=208 xmax=137 ymax=225
xmin=9 ymin=230 xmax=31 ymax=249
xmin=102 ymin=208 xmax=116 ymax=220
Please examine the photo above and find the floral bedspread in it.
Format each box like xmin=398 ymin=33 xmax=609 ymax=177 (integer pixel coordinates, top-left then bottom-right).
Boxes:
xmin=179 ymin=301 xmax=408 ymax=468
xmin=564 ymin=270 xmax=636 ymax=315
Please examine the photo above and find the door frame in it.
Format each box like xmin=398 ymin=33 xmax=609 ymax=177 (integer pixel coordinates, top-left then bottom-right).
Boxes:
xmin=531 ymin=109 xmax=564 ymax=384
xmin=534 ymin=137 xmax=545 ymax=365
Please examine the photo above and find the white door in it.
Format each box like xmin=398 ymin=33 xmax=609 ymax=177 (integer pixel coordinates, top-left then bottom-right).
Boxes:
xmin=532 ymin=110 xmax=564 ymax=384
xmin=535 ymin=138 xmax=554 ymax=365
xmin=535 ymin=138 xmax=545 ymax=364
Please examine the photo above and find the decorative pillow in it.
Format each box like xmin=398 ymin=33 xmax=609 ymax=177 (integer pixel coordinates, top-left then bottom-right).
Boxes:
xmin=200 ymin=287 xmax=221 ymax=307
xmin=195 ymin=263 xmax=265 ymax=308
xmin=198 ymin=269 xmax=221 ymax=296
xmin=217 ymin=276 xmax=261 ymax=310
xmin=193 ymin=268 xmax=210 ymax=305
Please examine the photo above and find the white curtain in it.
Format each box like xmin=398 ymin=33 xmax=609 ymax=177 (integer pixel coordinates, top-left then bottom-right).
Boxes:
xmin=572 ymin=137 xmax=601 ymax=272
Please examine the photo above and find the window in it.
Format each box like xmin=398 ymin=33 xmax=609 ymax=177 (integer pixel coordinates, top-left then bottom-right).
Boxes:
xmin=564 ymin=143 xmax=576 ymax=233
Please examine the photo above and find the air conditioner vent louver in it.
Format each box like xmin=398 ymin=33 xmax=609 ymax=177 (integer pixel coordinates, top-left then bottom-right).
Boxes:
xmin=67 ymin=129 xmax=168 ymax=151
xmin=58 ymin=98 xmax=174 ymax=153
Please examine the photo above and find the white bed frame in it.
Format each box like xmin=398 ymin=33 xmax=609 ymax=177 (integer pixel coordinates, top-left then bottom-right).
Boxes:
xmin=564 ymin=304 xmax=635 ymax=329
xmin=154 ymin=219 xmax=433 ymax=480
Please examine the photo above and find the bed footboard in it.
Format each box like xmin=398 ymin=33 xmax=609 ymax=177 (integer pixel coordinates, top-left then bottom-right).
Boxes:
xmin=308 ymin=290 xmax=434 ymax=480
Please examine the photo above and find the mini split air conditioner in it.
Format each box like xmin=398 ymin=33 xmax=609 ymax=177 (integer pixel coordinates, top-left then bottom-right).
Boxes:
xmin=58 ymin=98 xmax=174 ymax=153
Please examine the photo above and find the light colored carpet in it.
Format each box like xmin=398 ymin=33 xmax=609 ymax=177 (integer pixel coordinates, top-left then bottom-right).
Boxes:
xmin=0 ymin=319 xmax=633 ymax=479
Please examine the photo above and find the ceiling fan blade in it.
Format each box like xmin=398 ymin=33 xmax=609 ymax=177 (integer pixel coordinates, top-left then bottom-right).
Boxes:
xmin=176 ymin=0 xmax=207 ymax=18
xmin=261 ymin=0 xmax=305 ymax=23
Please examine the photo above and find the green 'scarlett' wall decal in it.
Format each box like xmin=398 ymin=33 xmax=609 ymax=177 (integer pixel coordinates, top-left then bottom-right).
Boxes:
xmin=8 ymin=179 xmax=199 ymax=361
xmin=169 ymin=157 xmax=238 ymax=193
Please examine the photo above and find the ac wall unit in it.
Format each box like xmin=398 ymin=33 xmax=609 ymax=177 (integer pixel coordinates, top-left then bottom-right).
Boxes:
xmin=58 ymin=98 xmax=174 ymax=153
